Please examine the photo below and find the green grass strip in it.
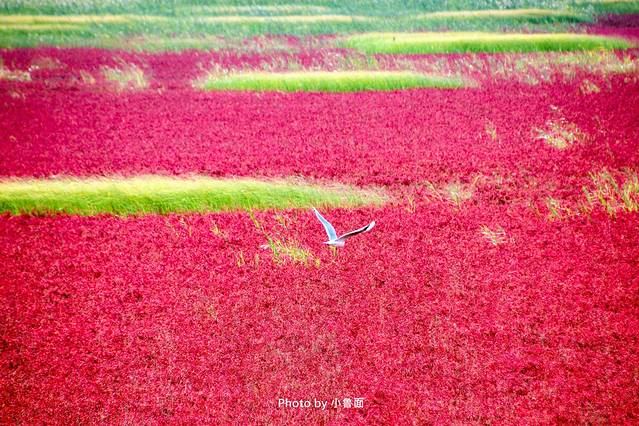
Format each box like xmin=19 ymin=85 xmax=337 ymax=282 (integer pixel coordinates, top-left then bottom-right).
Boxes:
xmin=342 ymin=32 xmax=633 ymax=54
xmin=0 ymin=176 xmax=385 ymax=216
xmin=411 ymin=8 xmax=589 ymax=23
xmin=176 ymin=4 xmax=334 ymax=15
xmin=198 ymin=71 xmax=466 ymax=92
xmin=0 ymin=8 xmax=604 ymax=49
xmin=0 ymin=23 xmax=88 ymax=31
xmin=577 ymin=0 xmax=639 ymax=15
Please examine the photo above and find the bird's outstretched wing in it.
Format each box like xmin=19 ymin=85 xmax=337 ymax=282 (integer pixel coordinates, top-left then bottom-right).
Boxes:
xmin=336 ymin=221 xmax=375 ymax=242
xmin=313 ymin=208 xmax=337 ymax=240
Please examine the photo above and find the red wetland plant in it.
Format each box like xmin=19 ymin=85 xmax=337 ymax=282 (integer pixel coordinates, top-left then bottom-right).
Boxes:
xmin=1 ymin=44 xmax=639 ymax=423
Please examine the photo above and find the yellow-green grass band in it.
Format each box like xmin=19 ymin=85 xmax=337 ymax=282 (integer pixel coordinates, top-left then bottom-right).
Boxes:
xmin=0 ymin=176 xmax=386 ymax=216
xmin=197 ymin=70 xmax=467 ymax=92
xmin=342 ymin=32 xmax=633 ymax=54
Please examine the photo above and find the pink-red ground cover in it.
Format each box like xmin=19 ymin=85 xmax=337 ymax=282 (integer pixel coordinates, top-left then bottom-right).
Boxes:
xmin=1 ymin=44 xmax=639 ymax=423
xmin=2 ymin=206 xmax=638 ymax=424
xmin=1 ymin=50 xmax=638 ymax=196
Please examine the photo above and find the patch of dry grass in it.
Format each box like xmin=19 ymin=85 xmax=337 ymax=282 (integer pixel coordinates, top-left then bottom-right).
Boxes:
xmin=247 ymin=211 xmax=320 ymax=267
xmin=101 ymin=63 xmax=149 ymax=91
xmin=445 ymin=182 xmax=475 ymax=207
xmin=264 ymin=237 xmax=318 ymax=266
xmin=545 ymin=197 xmax=575 ymax=220
xmin=393 ymin=51 xmax=639 ymax=86
xmin=420 ymin=179 xmax=478 ymax=208
xmin=485 ymin=121 xmax=498 ymax=141
xmin=583 ymin=169 xmax=639 ymax=215
xmin=541 ymin=169 xmax=639 ymax=220
xmin=235 ymin=250 xmax=246 ymax=267
xmin=209 ymin=221 xmax=229 ymax=242
xmin=533 ymin=118 xmax=587 ymax=149
xmin=480 ymin=225 xmax=507 ymax=246
xmin=79 ymin=70 xmax=96 ymax=85
xmin=29 ymin=56 xmax=63 ymax=71
xmin=8 ymin=90 xmax=25 ymax=99
xmin=579 ymin=78 xmax=601 ymax=95
xmin=0 ymin=60 xmax=30 ymax=81
xmin=498 ymin=51 xmax=639 ymax=84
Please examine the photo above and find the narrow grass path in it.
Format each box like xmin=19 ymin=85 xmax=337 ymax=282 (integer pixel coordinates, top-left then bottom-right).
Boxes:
xmin=0 ymin=176 xmax=385 ymax=216
xmin=197 ymin=71 xmax=467 ymax=92
xmin=343 ymin=32 xmax=633 ymax=54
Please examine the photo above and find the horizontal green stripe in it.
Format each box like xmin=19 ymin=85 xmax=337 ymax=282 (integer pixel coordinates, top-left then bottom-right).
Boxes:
xmin=0 ymin=176 xmax=386 ymax=216
xmin=198 ymin=71 xmax=467 ymax=92
xmin=343 ymin=32 xmax=632 ymax=54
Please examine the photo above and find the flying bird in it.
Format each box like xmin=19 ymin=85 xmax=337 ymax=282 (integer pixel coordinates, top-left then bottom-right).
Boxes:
xmin=312 ymin=207 xmax=375 ymax=247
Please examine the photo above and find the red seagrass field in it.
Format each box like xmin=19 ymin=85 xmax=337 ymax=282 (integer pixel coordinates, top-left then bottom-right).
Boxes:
xmin=1 ymin=2 xmax=639 ymax=424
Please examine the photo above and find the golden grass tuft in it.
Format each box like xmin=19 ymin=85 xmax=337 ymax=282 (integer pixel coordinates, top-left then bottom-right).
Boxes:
xmin=582 ymin=169 xmax=639 ymax=215
xmin=485 ymin=121 xmax=498 ymax=141
xmin=79 ymin=70 xmax=96 ymax=85
xmin=391 ymin=51 xmax=639 ymax=87
xmin=265 ymin=237 xmax=317 ymax=266
xmin=8 ymin=90 xmax=25 ymax=99
xmin=445 ymin=182 xmax=474 ymax=207
xmin=545 ymin=197 xmax=575 ymax=220
xmin=579 ymin=78 xmax=602 ymax=94
xmin=0 ymin=61 xmax=30 ymax=82
xmin=533 ymin=118 xmax=587 ymax=149
xmin=210 ymin=221 xmax=229 ymax=241
xmin=29 ymin=56 xmax=63 ymax=71
xmin=101 ymin=63 xmax=149 ymax=91
xmin=480 ymin=225 xmax=507 ymax=246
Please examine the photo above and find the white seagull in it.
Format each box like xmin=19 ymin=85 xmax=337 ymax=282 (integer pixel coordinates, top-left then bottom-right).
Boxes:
xmin=312 ymin=207 xmax=375 ymax=247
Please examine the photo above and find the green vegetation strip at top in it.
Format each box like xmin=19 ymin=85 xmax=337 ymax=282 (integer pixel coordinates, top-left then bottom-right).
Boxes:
xmin=411 ymin=8 xmax=588 ymax=22
xmin=343 ymin=32 xmax=633 ymax=54
xmin=0 ymin=4 xmax=603 ymax=49
xmin=197 ymin=71 xmax=466 ymax=92
xmin=0 ymin=176 xmax=385 ymax=216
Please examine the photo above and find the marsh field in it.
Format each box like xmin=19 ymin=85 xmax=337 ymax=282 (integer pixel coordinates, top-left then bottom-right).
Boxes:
xmin=1 ymin=0 xmax=639 ymax=423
